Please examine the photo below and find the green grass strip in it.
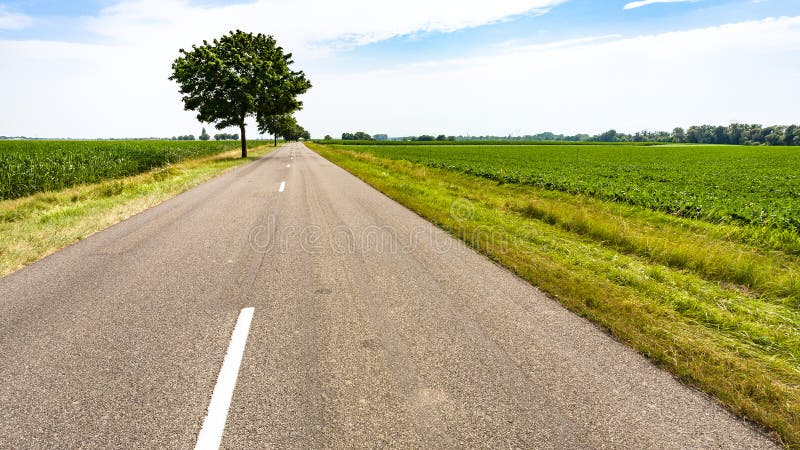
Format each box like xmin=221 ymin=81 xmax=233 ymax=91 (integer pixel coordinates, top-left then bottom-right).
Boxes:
xmin=309 ymin=142 xmax=799 ymax=447
xmin=0 ymin=145 xmax=276 ymax=277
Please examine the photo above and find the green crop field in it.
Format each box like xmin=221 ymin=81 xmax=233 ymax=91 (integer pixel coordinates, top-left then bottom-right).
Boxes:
xmin=310 ymin=141 xmax=800 ymax=445
xmin=325 ymin=143 xmax=800 ymax=232
xmin=0 ymin=140 xmax=261 ymax=200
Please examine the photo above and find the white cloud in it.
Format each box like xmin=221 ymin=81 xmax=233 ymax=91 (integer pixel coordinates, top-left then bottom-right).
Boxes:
xmin=83 ymin=0 xmax=568 ymax=56
xmin=0 ymin=0 xmax=568 ymax=137
xmin=624 ymin=0 xmax=695 ymax=10
xmin=0 ymin=2 xmax=798 ymax=138
xmin=299 ymin=16 xmax=800 ymax=137
xmin=0 ymin=6 xmax=31 ymax=30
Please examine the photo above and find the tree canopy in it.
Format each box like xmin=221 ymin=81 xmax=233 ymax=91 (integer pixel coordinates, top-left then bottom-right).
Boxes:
xmin=341 ymin=132 xmax=372 ymax=140
xmin=382 ymin=123 xmax=800 ymax=145
xmin=170 ymin=30 xmax=311 ymax=157
xmin=259 ymin=114 xmax=310 ymax=143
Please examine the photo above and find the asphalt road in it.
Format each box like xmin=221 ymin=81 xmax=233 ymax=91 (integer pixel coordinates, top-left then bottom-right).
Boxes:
xmin=0 ymin=142 xmax=776 ymax=448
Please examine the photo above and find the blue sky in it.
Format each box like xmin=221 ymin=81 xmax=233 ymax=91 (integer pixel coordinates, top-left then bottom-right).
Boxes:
xmin=348 ymin=0 xmax=800 ymax=68
xmin=1 ymin=0 xmax=799 ymax=137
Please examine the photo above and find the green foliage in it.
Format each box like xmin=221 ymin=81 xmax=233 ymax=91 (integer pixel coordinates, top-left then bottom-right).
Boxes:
xmin=170 ymin=30 xmax=311 ymax=156
xmin=349 ymin=124 xmax=799 ymax=144
xmin=310 ymin=142 xmax=800 ymax=446
xmin=329 ymin=143 xmax=800 ymax=231
xmin=199 ymin=127 xmax=210 ymax=141
xmin=317 ymin=139 xmax=656 ymax=146
xmin=341 ymin=132 xmax=372 ymax=140
xmin=0 ymin=140 xmax=249 ymax=199
xmin=258 ymin=114 xmax=308 ymax=142
xmin=213 ymin=133 xmax=239 ymax=140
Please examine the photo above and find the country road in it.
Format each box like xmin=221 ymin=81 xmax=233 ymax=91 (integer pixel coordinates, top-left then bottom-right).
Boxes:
xmin=0 ymin=142 xmax=775 ymax=448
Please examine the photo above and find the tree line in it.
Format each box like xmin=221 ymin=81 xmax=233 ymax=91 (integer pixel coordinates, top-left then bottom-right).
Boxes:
xmin=213 ymin=132 xmax=240 ymax=141
xmin=170 ymin=129 xmax=240 ymax=141
xmin=260 ymin=114 xmax=310 ymax=145
xmin=332 ymin=123 xmax=799 ymax=145
xmin=339 ymin=132 xmax=458 ymax=142
xmin=478 ymin=124 xmax=800 ymax=145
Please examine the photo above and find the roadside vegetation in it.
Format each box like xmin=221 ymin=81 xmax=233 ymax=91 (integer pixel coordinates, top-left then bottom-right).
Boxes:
xmin=324 ymin=143 xmax=800 ymax=236
xmin=308 ymin=141 xmax=800 ymax=446
xmin=330 ymin=122 xmax=800 ymax=145
xmin=0 ymin=140 xmax=261 ymax=200
xmin=0 ymin=144 xmax=275 ymax=277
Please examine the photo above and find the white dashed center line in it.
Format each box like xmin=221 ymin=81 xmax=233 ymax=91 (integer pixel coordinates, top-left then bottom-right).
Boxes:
xmin=278 ymin=181 xmax=286 ymax=192
xmin=195 ymin=307 xmax=255 ymax=450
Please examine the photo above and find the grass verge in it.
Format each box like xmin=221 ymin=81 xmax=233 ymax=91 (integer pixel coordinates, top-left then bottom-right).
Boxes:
xmin=308 ymin=142 xmax=799 ymax=447
xmin=0 ymin=144 xmax=276 ymax=277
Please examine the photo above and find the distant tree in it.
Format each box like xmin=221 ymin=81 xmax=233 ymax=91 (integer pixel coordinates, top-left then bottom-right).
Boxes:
xmin=416 ymin=135 xmax=434 ymax=141
xmin=713 ymin=126 xmax=728 ymax=144
xmin=259 ymin=114 xmax=310 ymax=142
xmin=280 ymin=118 xmax=307 ymax=141
xmin=324 ymin=134 xmax=332 ymax=140
xmin=436 ymin=134 xmax=447 ymax=141
xmin=764 ymin=127 xmax=784 ymax=146
xmin=341 ymin=132 xmax=372 ymax=140
xmin=213 ymin=133 xmax=239 ymax=140
xmin=170 ymin=30 xmax=311 ymax=158
xmin=671 ymin=127 xmax=685 ymax=143
xmin=199 ymin=127 xmax=210 ymax=141
xmin=727 ymin=123 xmax=745 ymax=145
xmin=786 ymin=125 xmax=798 ymax=146
xmin=686 ymin=126 xmax=706 ymax=144
xmin=259 ymin=114 xmax=297 ymax=146
xmin=597 ymin=129 xmax=618 ymax=142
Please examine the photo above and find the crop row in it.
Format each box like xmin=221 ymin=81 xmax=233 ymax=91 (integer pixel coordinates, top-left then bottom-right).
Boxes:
xmin=332 ymin=143 xmax=800 ymax=231
xmin=0 ymin=140 xmax=252 ymax=199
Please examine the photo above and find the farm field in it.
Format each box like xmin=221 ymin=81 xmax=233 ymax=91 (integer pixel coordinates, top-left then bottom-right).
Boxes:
xmin=326 ymin=143 xmax=800 ymax=234
xmin=0 ymin=143 xmax=275 ymax=276
xmin=308 ymin=141 xmax=800 ymax=446
xmin=0 ymin=140 xmax=265 ymax=200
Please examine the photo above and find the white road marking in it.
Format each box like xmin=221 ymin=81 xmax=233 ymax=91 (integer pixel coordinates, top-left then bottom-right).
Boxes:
xmin=279 ymin=181 xmax=286 ymax=192
xmin=195 ymin=307 xmax=255 ymax=450
xmin=286 ymin=164 xmax=291 ymax=168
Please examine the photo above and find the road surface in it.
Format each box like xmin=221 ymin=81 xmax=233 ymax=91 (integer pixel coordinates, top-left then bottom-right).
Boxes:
xmin=0 ymin=143 xmax=776 ymax=448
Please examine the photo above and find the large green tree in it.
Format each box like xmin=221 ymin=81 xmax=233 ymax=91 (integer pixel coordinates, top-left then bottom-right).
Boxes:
xmin=170 ymin=30 xmax=311 ymax=157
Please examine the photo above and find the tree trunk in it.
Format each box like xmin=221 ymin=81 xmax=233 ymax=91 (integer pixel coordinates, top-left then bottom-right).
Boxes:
xmin=274 ymin=135 xmax=277 ymax=147
xmin=240 ymin=123 xmax=247 ymax=158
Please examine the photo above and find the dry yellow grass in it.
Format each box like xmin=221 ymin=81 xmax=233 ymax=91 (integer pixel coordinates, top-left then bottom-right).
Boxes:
xmin=308 ymin=142 xmax=799 ymax=447
xmin=0 ymin=145 xmax=275 ymax=277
